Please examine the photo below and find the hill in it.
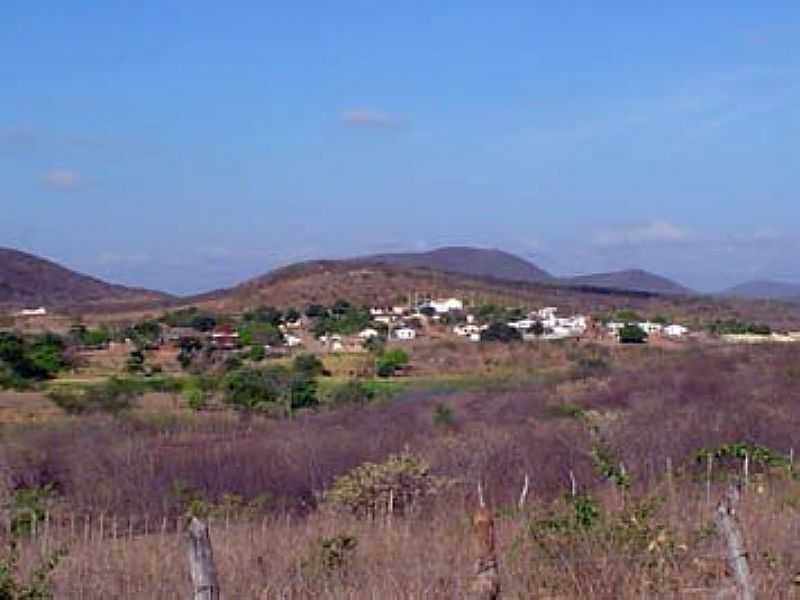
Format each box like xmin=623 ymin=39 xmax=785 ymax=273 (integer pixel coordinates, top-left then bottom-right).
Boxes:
xmin=361 ymin=246 xmax=554 ymax=283
xmin=0 ymin=248 xmax=172 ymax=310
xmin=191 ymin=259 xmax=800 ymax=331
xmin=723 ymin=280 xmax=800 ymax=303
xmin=564 ymin=269 xmax=692 ymax=296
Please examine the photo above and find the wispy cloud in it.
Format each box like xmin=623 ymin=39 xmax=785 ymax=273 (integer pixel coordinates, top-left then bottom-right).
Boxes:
xmin=97 ymin=252 xmax=151 ymax=266
xmin=592 ymin=221 xmax=691 ymax=247
xmin=42 ymin=168 xmax=83 ymax=191
xmin=1 ymin=125 xmax=157 ymax=162
xmin=340 ymin=109 xmax=401 ymax=128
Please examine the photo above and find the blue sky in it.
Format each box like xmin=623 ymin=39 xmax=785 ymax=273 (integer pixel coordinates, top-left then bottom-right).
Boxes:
xmin=1 ymin=2 xmax=799 ymax=294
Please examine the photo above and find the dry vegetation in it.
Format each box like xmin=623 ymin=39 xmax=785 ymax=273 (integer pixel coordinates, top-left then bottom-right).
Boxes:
xmin=3 ymin=343 xmax=800 ymax=597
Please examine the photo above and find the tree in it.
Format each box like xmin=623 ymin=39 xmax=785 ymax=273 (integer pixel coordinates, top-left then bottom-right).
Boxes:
xmin=177 ymin=338 xmax=203 ymax=369
xmin=615 ymin=309 xmax=642 ymax=323
xmin=289 ymin=372 xmax=318 ymax=411
xmin=248 ymin=345 xmax=266 ymax=362
xmin=237 ymin=321 xmax=284 ymax=347
xmin=293 ymin=353 xmax=325 ymax=377
xmin=305 ymin=304 xmax=327 ymax=318
xmin=481 ymin=322 xmax=522 ymax=343
xmin=376 ymin=348 xmax=410 ymax=378
xmin=244 ymin=306 xmax=283 ymax=327
xmin=222 ymin=367 xmax=282 ymax=411
xmin=284 ymin=307 xmax=301 ymax=323
xmin=618 ymin=324 xmax=648 ymax=344
xmin=79 ymin=328 xmax=110 ymax=348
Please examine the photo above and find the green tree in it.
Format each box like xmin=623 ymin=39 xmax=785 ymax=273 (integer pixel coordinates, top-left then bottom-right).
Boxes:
xmin=376 ymin=349 xmax=410 ymax=378
xmin=618 ymin=324 xmax=648 ymax=344
xmin=293 ymin=353 xmax=325 ymax=377
xmin=237 ymin=321 xmax=284 ymax=347
xmin=248 ymin=345 xmax=266 ymax=362
xmin=481 ymin=322 xmax=522 ymax=343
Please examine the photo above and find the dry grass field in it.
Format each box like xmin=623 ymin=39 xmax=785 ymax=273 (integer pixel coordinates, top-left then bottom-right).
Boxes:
xmin=4 ymin=342 xmax=800 ymax=598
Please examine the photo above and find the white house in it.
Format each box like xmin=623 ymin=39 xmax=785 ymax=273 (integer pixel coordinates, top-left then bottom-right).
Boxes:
xmin=638 ymin=322 xmax=664 ymax=335
xmin=427 ymin=298 xmax=464 ymax=314
xmin=358 ymin=328 xmax=380 ymax=340
xmin=284 ymin=334 xmax=303 ymax=347
xmin=18 ymin=307 xmax=47 ymax=317
xmin=454 ymin=324 xmax=481 ymax=337
xmin=606 ymin=321 xmax=626 ymax=334
xmin=394 ymin=327 xmax=417 ymax=341
xmin=663 ymin=324 xmax=689 ymax=338
xmin=508 ymin=319 xmax=536 ymax=330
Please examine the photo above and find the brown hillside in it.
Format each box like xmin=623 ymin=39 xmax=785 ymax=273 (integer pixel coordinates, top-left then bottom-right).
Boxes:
xmin=0 ymin=248 xmax=172 ymax=310
xmin=191 ymin=260 xmax=800 ymax=330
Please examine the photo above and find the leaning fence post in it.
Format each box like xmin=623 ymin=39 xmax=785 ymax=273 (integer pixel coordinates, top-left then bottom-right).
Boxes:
xmin=469 ymin=506 xmax=500 ymax=600
xmin=188 ymin=517 xmax=221 ymax=600
xmin=715 ymin=484 xmax=754 ymax=600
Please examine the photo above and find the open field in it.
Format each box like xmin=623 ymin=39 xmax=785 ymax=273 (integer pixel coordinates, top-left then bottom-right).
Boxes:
xmin=3 ymin=343 xmax=800 ymax=596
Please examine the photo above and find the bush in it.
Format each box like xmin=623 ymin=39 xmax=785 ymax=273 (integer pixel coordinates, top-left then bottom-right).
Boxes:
xmin=47 ymin=378 xmax=143 ymax=416
xmin=618 ymin=324 xmax=648 ymax=344
xmin=324 ymin=450 xmax=448 ymax=518
xmin=293 ymin=353 xmax=324 ymax=377
xmin=375 ymin=349 xmax=409 ymax=378
xmin=248 ymin=345 xmax=266 ymax=362
xmin=184 ymin=387 xmax=208 ymax=412
xmin=432 ymin=403 xmax=455 ymax=428
xmin=300 ymin=534 xmax=358 ymax=579
xmin=327 ymin=380 xmax=374 ymax=407
xmin=480 ymin=322 xmax=522 ymax=343
xmin=0 ymin=540 xmax=65 ymax=600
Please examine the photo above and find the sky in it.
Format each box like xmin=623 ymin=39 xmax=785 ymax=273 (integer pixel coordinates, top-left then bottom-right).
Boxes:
xmin=1 ymin=2 xmax=799 ymax=294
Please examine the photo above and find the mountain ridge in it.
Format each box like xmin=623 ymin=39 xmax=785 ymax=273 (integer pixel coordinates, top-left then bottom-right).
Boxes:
xmin=0 ymin=247 xmax=173 ymax=309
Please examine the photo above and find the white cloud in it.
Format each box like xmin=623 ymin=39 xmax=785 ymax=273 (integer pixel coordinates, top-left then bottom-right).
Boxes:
xmin=42 ymin=168 xmax=82 ymax=191
xmin=593 ymin=221 xmax=691 ymax=247
xmin=340 ymin=109 xmax=400 ymax=128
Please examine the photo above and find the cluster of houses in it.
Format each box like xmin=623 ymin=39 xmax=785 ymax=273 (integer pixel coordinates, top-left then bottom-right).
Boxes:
xmin=605 ymin=320 xmax=689 ymax=339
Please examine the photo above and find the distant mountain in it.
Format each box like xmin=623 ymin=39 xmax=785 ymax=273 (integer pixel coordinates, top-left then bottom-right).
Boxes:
xmin=723 ymin=280 xmax=800 ymax=303
xmin=360 ymin=246 xmax=554 ymax=283
xmin=564 ymin=269 xmax=692 ymax=296
xmin=0 ymin=248 xmax=171 ymax=309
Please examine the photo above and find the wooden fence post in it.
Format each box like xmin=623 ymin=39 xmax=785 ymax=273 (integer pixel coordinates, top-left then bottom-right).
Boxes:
xmin=188 ymin=517 xmax=221 ymax=600
xmin=715 ymin=484 xmax=754 ymax=600
xmin=469 ymin=504 xmax=500 ymax=600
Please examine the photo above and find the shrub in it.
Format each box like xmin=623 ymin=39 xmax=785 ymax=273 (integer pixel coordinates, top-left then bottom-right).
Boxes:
xmin=0 ymin=540 xmax=65 ymax=600
xmin=248 ymin=345 xmax=266 ymax=362
xmin=324 ymin=450 xmax=448 ymax=518
xmin=480 ymin=322 xmax=523 ymax=343
xmin=375 ymin=349 xmax=409 ymax=378
xmin=432 ymin=403 xmax=455 ymax=428
xmin=184 ymin=387 xmax=208 ymax=412
xmin=327 ymin=380 xmax=374 ymax=407
xmin=47 ymin=378 xmax=143 ymax=416
xmin=618 ymin=324 xmax=647 ymax=344
xmin=300 ymin=534 xmax=358 ymax=579
xmin=293 ymin=353 xmax=324 ymax=377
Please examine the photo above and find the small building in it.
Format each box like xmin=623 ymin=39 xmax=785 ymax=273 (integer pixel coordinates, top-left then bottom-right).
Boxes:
xmin=18 ymin=307 xmax=47 ymax=317
xmin=426 ymin=298 xmax=464 ymax=314
xmin=638 ymin=322 xmax=664 ymax=335
xmin=285 ymin=334 xmax=303 ymax=347
xmin=454 ymin=324 xmax=482 ymax=337
xmin=211 ymin=325 xmax=240 ymax=350
xmin=164 ymin=327 xmax=205 ymax=347
xmin=663 ymin=324 xmax=689 ymax=338
xmin=358 ymin=328 xmax=380 ymax=340
xmin=394 ymin=327 xmax=417 ymax=341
